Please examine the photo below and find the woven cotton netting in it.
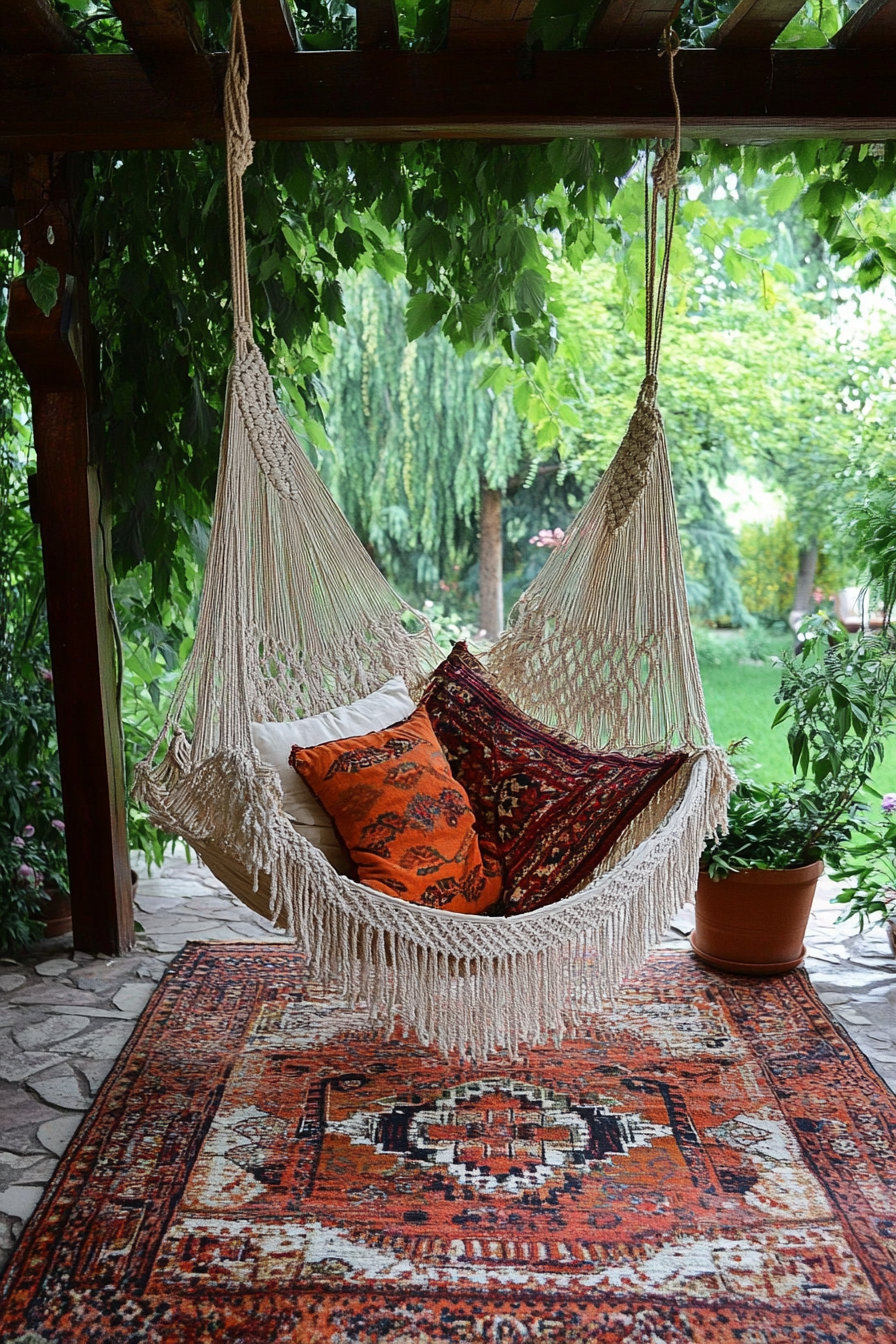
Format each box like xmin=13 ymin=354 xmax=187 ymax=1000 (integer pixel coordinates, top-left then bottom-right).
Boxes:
xmin=133 ymin=3 xmax=735 ymax=1058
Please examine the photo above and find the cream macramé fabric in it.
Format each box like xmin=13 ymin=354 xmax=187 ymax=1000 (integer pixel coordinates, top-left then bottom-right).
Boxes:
xmin=133 ymin=3 xmax=735 ymax=1058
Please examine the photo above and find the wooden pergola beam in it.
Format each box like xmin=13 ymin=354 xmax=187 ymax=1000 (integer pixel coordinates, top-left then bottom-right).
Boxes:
xmin=709 ymin=0 xmax=805 ymax=48
xmin=1 ymin=49 xmax=895 ymax=148
xmin=0 ymin=0 xmax=78 ymax=53
xmin=586 ymin=0 xmax=681 ymax=49
xmin=242 ymin=0 xmax=300 ymax=53
xmin=355 ymin=0 xmax=400 ymax=50
xmin=832 ymin=0 xmax=896 ymax=47
xmin=448 ymin=0 xmax=538 ymax=49
xmin=110 ymin=0 xmax=204 ymax=57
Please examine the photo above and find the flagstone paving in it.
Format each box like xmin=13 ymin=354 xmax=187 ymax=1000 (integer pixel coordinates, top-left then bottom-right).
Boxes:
xmin=0 ymin=857 xmax=893 ymax=1270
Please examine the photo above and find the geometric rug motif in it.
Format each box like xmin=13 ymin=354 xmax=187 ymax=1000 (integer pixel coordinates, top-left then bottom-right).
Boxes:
xmin=1 ymin=945 xmax=895 ymax=1343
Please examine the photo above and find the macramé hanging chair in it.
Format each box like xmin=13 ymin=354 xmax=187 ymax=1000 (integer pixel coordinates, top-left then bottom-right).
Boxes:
xmin=134 ymin=6 xmax=735 ymax=1058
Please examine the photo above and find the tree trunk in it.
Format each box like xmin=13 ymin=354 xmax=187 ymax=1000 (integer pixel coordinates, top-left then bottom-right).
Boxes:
xmin=789 ymin=538 xmax=819 ymax=645
xmin=478 ymin=483 xmax=503 ymax=642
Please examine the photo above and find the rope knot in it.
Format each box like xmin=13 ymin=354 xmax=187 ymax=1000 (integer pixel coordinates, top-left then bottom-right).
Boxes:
xmin=637 ymin=374 xmax=658 ymax=410
xmin=652 ymin=146 xmax=679 ymax=201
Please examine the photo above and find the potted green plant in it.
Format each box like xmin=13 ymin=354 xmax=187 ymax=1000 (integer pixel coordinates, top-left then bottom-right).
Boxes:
xmin=695 ymin=614 xmax=896 ymax=974
xmin=827 ymin=791 xmax=896 ymax=955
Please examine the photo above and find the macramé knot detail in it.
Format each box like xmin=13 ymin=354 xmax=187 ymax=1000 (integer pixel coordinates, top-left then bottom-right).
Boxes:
xmin=652 ymin=147 xmax=679 ymax=201
xmin=602 ymin=377 xmax=661 ymax=531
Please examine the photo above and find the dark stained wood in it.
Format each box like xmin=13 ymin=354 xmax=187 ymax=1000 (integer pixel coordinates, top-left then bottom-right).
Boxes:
xmin=242 ymin=0 xmax=299 ymax=53
xmin=356 ymin=0 xmax=400 ymax=50
xmin=110 ymin=0 xmax=204 ymax=56
xmin=5 ymin=154 xmax=134 ymax=958
xmin=109 ymin=1 xmax=213 ymax=114
xmin=709 ymin=0 xmax=805 ymax=48
xmin=448 ymin=0 xmax=538 ymax=49
xmin=832 ymin=0 xmax=896 ymax=47
xmin=586 ymin=0 xmax=680 ymax=49
xmin=0 ymin=0 xmax=78 ymax=53
xmin=1 ymin=49 xmax=896 ymax=147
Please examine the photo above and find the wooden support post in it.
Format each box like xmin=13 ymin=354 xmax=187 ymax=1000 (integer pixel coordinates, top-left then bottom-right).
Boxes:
xmin=5 ymin=153 xmax=133 ymax=956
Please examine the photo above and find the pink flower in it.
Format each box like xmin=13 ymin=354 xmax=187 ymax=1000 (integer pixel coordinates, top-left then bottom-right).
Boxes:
xmin=11 ymin=836 xmax=25 ymax=848
xmin=51 ymin=819 xmax=65 ymax=833
xmin=883 ymin=793 xmax=896 ymax=814
xmin=22 ymin=824 xmax=35 ymax=839
xmin=529 ymin=527 xmax=566 ymax=549
xmin=37 ymin=666 xmax=53 ymax=683
xmin=17 ymin=864 xmax=35 ymax=882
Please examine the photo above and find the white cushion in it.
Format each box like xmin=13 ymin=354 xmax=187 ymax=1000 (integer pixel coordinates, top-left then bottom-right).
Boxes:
xmin=251 ymin=677 xmax=416 ymax=875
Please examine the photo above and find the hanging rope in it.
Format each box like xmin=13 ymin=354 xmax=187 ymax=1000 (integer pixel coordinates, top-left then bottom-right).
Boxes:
xmin=224 ymin=0 xmax=254 ymax=353
xmin=601 ymin=27 xmax=681 ymax=533
xmin=645 ymin=28 xmax=682 ymax=381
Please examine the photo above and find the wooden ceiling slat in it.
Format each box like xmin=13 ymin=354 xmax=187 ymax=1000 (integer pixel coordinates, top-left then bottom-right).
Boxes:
xmin=356 ymin=0 xmax=399 ymax=50
xmin=110 ymin=0 xmax=203 ymax=57
xmin=448 ymin=0 xmax=538 ymax=50
xmin=585 ymin=0 xmax=680 ymax=49
xmin=0 ymin=0 xmax=78 ymax=54
xmin=1 ymin=50 xmax=895 ymax=149
xmin=242 ymin=0 xmax=299 ymax=53
xmin=832 ymin=0 xmax=896 ymax=47
xmin=709 ymin=0 xmax=805 ymax=48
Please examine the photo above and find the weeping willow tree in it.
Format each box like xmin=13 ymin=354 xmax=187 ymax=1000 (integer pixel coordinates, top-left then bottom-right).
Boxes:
xmin=321 ymin=271 xmax=540 ymax=637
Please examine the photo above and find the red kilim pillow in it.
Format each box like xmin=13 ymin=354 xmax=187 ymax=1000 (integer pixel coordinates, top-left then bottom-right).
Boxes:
xmin=422 ymin=643 xmax=688 ymax=916
xmin=289 ymin=703 xmax=502 ymax=915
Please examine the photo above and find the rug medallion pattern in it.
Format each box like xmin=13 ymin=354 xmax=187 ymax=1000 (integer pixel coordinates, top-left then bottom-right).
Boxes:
xmin=1 ymin=946 xmax=895 ymax=1342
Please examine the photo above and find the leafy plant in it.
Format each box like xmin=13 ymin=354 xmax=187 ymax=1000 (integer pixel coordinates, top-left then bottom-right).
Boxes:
xmin=0 ymin=428 xmax=68 ymax=951
xmin=703 ymin=613 xmax=896 ymax=878
xmin=703 ymin=775 xmax=855 ymax=879
xmin=829 ymin=794 xmax=896 ymax=930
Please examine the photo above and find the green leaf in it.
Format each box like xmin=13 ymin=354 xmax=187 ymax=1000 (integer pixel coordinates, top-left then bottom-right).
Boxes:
xmin=405 ymin=291 xmax=449 ymax=341
xmin=25 ymin=260 xmax=61 ymax=317
xmin=372 ymin=249 xmax=405 ymax=283
xmin=334 ymin=228 xmax=365 ymax=270
xmin=514 ymin=269 xmax=547 ymax=316
xmin=765 ymin=175 xmax=802 ymax=215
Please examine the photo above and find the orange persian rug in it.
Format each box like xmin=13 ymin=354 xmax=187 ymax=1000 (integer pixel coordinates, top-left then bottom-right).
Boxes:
xmin=1 ymin=944 xmax=895 ymax=1343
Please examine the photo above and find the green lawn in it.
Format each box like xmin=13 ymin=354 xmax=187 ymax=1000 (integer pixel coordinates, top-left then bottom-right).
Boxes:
xmin=698 ymin=629 xmax=894 ymax=796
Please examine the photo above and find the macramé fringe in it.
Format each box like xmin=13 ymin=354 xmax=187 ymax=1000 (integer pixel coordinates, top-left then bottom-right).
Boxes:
xmin=134 ymin=743 xmax=735 ymax=1060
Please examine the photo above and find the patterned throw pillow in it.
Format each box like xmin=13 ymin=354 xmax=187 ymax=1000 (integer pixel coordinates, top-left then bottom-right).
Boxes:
xmin=289 ymin=704 xmax=502 ymax=915
xmin=422 ymin=643 xmax=688 ymax=916
xmin=251 ymin=677 xmax=416 ymax=876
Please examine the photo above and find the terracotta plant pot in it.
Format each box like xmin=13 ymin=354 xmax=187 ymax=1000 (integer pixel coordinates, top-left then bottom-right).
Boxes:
xmin=39 ymin=871 xmax=138 ymax=942
xmin=40 ymin=886 xmax=72 ymax=939
xmin=691 ymin=860 xmax=823 ymax=975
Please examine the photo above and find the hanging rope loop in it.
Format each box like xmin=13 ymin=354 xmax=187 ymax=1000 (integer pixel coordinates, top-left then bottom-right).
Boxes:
xmin=643 ymin=24 xmax=682 ymax=382
xmin=225 ymin=0 xmax=255 ymax=351
xmin=651 ymin=28 xmax=681 ymax=202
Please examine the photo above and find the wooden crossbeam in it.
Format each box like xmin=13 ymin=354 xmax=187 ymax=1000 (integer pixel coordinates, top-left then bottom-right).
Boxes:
xmin=1 ymin=49 xmax=895 ymax=148
xmin=709 ymin=0 xmax=805 ymax=48
xmin=586 ymin=0 xmax=680 ymax=49
xmin=448 ymin=0 xmax=538 ymax=49
xmin=0 ymin=0 xmax=78 ymax=53
xmin=832 ymin=0 xmax=896 ymax=47
xmin=355 ymin=0 xmax=400 ymax=49
xmin=242 ymin=0 xmax=299 ymax=53
xmin=110 ymin=0 xmax=204 ymax=57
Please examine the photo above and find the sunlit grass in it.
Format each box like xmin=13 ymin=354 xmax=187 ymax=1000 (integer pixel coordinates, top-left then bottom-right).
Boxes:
xmin=698 ymin=629 xmax=895 ymax=796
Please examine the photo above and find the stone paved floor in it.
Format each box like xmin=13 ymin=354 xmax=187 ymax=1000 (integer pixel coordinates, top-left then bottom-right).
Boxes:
xmin=0 ymin=857 xmax=893 ymax=1271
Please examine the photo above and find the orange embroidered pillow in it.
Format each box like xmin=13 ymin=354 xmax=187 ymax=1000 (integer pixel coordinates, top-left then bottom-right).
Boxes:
xmin=288 ymin=704 xmax=502 ymax=915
